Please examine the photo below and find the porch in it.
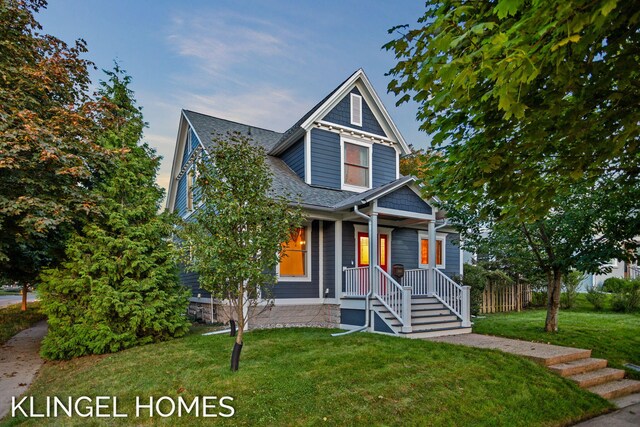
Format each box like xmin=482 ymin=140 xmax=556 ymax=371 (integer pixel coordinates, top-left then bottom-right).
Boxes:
xmin=342 ymin=265 xmax=471 ymax=337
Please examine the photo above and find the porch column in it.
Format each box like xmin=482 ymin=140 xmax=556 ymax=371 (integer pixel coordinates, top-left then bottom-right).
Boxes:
xmin=428 ymin=220 xmax=436 ymax=296
xmin=370 ymin=211 xmax=378 ymax=295
xmin=335 ymin=220 xmax=343 ymax=299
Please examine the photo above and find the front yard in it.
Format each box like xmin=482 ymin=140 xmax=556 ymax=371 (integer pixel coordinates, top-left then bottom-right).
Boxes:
xmin=2 ymin=327 xmax=610 ymax=426
xmin=0 ymin=303 xmax=46 ymax=345
xmin=473 ymin=295 xmax=640 ymax=380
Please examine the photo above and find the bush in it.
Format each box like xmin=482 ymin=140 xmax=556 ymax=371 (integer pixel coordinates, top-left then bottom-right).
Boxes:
xmin=602 ymin=277 xmax=628 ymax=293
xmin=611 ymin=279 xmax=640 ymax=312
xmin=561 ymin=271 xmax=584 ymax=309
xmin=462 ymin=264 xmax=489 ymax=316
xmin=585 ymin=286 xmax=606 ymax=310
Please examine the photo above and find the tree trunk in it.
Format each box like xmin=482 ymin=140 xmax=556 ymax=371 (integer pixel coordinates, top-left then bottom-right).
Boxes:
xmin=21 ymin=283 xmax=28 ymax=311
xmin=545 ymin=269 xmax=562 ymax=332
xmin=231 ymin=320 xmax=244 ymax=371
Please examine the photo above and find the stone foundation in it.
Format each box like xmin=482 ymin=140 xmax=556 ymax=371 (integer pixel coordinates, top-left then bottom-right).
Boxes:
xmin=248 ymin=304 xmax=340 ymax=329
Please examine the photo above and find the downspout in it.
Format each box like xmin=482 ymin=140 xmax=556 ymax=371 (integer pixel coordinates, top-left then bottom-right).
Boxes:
xmin=332 ymin=203 xmax=373 ymax=337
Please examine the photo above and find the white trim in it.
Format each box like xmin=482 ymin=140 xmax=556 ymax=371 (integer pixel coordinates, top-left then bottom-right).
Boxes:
xmin=271 ymin=298 xmax=339 ymax=306
xmin=374 ymin=207 xmax=435 ymax=221
xmin=459 ymin=236 xmax=464 ymax=277
xmin=353 ymin=224 xmax=393 ymax=269
xmin=340 ymin=136 xmax=373 ymax=192
xmin=319 ymin=220 xmax=324 ymax=298
xmin=350 ymin=93 xmax=362 ymax=126
xmin=276 ymin=225 xmax=312 ymax=282
xmin=304 ymin=130 xmax=311 ymax=184
xmin=315 ymin=121 xmax=397 ymax=147
xmin=418 ymin=231 xmax=446 ymax=269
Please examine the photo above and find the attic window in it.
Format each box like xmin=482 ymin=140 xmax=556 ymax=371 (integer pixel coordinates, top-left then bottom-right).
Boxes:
xmin=350 ymin=93 xmax=362 ymax=126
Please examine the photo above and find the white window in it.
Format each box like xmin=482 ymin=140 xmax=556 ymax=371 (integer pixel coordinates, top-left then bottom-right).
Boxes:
xmin=186 ymin=164 xmax=196 ymax=212
xmin=350 ymin=93 xmax=362 ymax=126
xmin=278 ymin=226 xmax=311 ymax=282
xmin=418 ymin=232 xmax=446 ymax=269
xmin=341 ymin=138 xmax=372 ymax=191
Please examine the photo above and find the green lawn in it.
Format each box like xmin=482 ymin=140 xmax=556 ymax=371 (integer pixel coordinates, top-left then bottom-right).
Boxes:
xmin=3 ymin=327 xmax=611 ymax=426
xmin=0 ymin=302 xmax=46 ymax=345
xmin=0 ymin=290 xmax=21 ymax=296
xmin=473 ymin=295 xmax=640 ymax=379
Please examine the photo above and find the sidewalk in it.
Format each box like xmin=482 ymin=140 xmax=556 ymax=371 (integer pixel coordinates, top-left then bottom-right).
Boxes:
xmin=0 ymin=321 xmax=47 ymax=419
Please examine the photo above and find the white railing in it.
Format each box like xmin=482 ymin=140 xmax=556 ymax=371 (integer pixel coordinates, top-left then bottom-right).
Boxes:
xmin=630 ymin=266 xmax=640 ymax=280
xmin=433 ymin=268 xmax=471 ymax=327
xmin=374 ymin=266 xmax=412 ymax=332
xmin=402 ymin=268 xmax=430 ymax=295
xmin=343 ymin=266 xmax=369 ymax=296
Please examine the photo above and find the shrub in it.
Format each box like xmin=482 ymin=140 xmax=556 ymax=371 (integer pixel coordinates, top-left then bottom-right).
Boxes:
xmin=462 ymin=264 xmax=489 ymax=316
xmin=602 ymin=277 xmax=628 ymax=293
xmin=561 ymin=271 xmax=584 ymax=309
xmin=611 ymin=279 xmax=640 ymax=312
xmin=585 ymin=286 xmax=606 ymax=311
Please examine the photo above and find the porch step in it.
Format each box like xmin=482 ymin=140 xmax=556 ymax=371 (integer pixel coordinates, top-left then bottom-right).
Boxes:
xmin=390 ymin=317 xmax=460 ymax=327
xmin=409 ymin=302 xmax=446 ymax=310
xmin=548 ymin=358 xmax=607 ymax=376
xmin=568 ymin=368 xmax=626 ymax=388
xmin=411 ymin=308 xmax=451 ymax=316
xmin=588 ymin=379 xmax=640 ymax=400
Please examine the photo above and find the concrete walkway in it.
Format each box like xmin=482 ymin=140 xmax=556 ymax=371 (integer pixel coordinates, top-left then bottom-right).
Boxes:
xmin=0 ymin=321 xmax=47 ymax=419
xmin=573 ymin=402 xmax=640 ymax=426
xmin=429 ymin=333 xmax=591 ymax=365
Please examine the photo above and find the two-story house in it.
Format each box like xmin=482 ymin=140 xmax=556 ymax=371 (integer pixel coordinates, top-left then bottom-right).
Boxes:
xmin=166 ymin=69 xmax=471 ymax=338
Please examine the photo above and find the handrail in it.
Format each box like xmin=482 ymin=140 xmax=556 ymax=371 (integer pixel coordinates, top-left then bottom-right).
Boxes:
xmin=402 ymin=268 xmax=429 ymax=295
xmin=433 ymin=268 xmax=465 ymax=321
xmin=374 ymin=266 xmax=406 ymax=326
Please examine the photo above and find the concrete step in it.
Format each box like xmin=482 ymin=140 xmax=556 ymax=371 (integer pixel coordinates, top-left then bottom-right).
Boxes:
xmin=402 ymin=327 xmax=472 ymax=339
xmin=548 ymin=357 xmax=604 ymax=376
xmin=568 ymin=368 xmax=626 ymax=388
xmin=588 ymin=379 xmax=640 ymax=400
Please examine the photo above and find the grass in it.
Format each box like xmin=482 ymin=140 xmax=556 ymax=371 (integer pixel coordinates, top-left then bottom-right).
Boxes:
xmin=0 ymin=290 xmax=21 ymax=296
xmin=474 ymin=294 xmax=640 ymax=379
xmin=3 ymin=327 xmax=611 ymax=426
xmin=0 ymin=302 xmax=46 ymax=345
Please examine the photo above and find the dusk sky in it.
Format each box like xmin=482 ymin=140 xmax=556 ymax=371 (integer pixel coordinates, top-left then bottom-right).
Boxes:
xmin=37 ymin=1 xmax=428 ymax=195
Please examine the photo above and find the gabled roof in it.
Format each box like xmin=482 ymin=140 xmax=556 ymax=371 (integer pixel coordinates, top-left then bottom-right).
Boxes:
xmin=332 ymin=176 xmax=416 ymax=210
xmin=269 ymin=69 xmax=410 ymax=156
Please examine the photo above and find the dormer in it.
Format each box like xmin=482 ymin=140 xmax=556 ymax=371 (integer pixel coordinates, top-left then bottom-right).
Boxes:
xmin=270 ymin=69 xmax=410 ymax=193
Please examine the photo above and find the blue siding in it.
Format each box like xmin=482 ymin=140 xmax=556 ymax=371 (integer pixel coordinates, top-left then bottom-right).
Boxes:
xmin=182 ymin=128 xmax=200 ymax=167
xmin=378 ymin=186 xmax=432 ymax=215
xmin=342 ymin=222 xmax=357 ymax=270
xmin=442 ymin=233 xmax=462 ymax=278
xmin=341 ymin=308 xmax=365 ymax=326
xmin=280 ymin=136 xmax=305 ymax=180
xmin=372 ymin=144 xmax=397 ymax=187
xmin=273 ymin=220 xmax=320 ymax=299
xmin=323 ymin=221 xmax=335 ymax=298
xmin=310 ymin=128 xmax=341 ymax=189
xmin=175 ymin=174 xmax=187 ymax=217
xmin=390 ymin=228 xmax=419 ymax=269
xmin=374 ymin=312 xmax=394 ymax=334
xmin=323 ymin=88 xmax=386 ymax=137
xmin=179 ymin=268 xmax=210 ymax=299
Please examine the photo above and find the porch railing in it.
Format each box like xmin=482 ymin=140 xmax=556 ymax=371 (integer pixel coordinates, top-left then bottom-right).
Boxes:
xmin=630 ymin=266 xmax=640 ymax=280
xmin=402 ymin=268 xmax=429 ymax=295
xmin=344 ymin=266 xmax=369 ymax=297
xmin=374 ymin=266 xmax=412 ymax=333
xmin=434 ymin=268 xmax=471 ymax=327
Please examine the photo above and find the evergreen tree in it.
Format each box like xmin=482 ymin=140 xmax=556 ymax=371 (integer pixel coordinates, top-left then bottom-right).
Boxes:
xmin=39 ymin=65 xmax=190 ymax=359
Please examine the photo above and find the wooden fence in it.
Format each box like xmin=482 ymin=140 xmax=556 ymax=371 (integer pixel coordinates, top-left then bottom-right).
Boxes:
xmin=480 ymin=282 xmax=532 ymax=314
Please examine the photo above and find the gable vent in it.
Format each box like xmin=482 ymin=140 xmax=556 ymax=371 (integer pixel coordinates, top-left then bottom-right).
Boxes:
xmin=350 ymin=93 xmax=362 ymax=127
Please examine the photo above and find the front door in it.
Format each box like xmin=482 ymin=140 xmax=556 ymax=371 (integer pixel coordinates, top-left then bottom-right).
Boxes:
xmin=357 ymin=232 xmax=390 ymax=293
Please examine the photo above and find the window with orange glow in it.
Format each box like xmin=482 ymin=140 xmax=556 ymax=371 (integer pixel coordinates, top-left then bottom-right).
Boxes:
xmin=279 ymin=227 xmax=307 ymax=276
xmin=420 ymin=238 xmax=443 ymax=266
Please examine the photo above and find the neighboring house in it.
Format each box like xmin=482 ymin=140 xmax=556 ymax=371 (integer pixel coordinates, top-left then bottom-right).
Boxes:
xmin=578 ymin=260 xmax=639 ymax=292
xmin=166 ymin=69 xmax=471 ymax=338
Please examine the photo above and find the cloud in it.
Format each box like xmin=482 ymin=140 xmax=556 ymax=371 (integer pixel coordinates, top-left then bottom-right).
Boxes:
xmin=167 ymin=12 xmax=294 ymax=80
